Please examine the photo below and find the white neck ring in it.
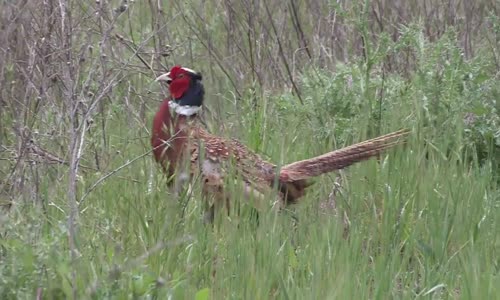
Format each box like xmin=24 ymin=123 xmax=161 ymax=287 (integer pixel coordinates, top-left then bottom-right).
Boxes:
xmin=169 ymin=101 xmax=202 ymax=116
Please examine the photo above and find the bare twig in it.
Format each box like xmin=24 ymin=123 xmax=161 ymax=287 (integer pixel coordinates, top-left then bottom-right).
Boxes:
xmin=263 ymin=0 xmax=304 ymax=105
xmin=79 ymin=130 xmax=183 ymax=208
xmin=78 ymin=147 xmax=154 ymax=208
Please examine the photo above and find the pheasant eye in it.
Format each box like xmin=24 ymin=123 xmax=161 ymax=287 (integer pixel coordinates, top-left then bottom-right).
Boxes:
xmin=177 ymin=73 xmax=185 ymax=78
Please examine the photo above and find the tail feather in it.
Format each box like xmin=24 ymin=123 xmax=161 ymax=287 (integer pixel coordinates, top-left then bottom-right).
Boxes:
xmin=279 ymin=129 xmax=409 ymax=182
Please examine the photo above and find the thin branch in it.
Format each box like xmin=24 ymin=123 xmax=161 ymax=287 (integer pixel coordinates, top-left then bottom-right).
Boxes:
xmin=263 ymin=0 xmax=304 ymax=105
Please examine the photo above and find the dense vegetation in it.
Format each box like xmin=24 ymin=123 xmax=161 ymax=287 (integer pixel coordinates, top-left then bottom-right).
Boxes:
xmin=0 ymin=0 xmax=499 ymax=298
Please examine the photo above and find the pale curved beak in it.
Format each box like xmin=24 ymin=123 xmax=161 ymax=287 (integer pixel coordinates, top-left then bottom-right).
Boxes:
xmin=155 ymin=72 xmax=172 ymax=84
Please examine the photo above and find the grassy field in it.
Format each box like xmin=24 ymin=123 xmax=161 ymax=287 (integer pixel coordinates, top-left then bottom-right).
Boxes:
xmin=1 ymin=0 xmax=499 ymax=299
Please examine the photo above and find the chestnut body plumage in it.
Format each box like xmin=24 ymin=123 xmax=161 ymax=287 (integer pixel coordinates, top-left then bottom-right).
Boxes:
xmin=151 ymin=66 xmax=409 ymax=215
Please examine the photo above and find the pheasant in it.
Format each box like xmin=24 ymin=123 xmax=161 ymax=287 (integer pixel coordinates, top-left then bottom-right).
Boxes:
xmin=151 ymin=65 xmax=409 ymax=218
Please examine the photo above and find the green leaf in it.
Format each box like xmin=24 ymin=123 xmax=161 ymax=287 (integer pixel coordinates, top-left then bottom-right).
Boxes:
xmin=195 ymin=287 xmax=210 ymax=300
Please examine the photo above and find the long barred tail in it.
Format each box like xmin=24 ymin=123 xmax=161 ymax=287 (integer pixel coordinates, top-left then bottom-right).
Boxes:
xmin=279 ymin=129 xmax=410 ymax=182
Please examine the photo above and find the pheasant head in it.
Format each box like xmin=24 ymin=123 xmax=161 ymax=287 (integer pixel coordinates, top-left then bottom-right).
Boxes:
xmin=155 ymin=65 xmax=204 ymax=115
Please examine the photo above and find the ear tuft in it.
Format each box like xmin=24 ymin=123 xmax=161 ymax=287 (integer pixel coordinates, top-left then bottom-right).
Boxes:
xmin=181 ymin=67 xmax=202 ymax=81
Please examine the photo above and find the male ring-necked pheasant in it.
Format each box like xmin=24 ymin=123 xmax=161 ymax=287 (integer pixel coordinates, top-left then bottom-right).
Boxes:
xmin=151 ymin=66 xmax=408 ymax=218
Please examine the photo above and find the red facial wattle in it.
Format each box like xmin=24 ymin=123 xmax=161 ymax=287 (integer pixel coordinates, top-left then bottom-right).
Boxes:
xmin=168 ymin=66 xmax=191 ymax=100
xmin=168 ymin=76 xmax=190 ymax=99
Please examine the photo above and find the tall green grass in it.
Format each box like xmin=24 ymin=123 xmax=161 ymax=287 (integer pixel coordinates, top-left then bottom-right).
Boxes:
xmin=1 ymin=1 xmax=499 ymax=299
xmin=3 ymin=48 xmax=500 ymax=300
